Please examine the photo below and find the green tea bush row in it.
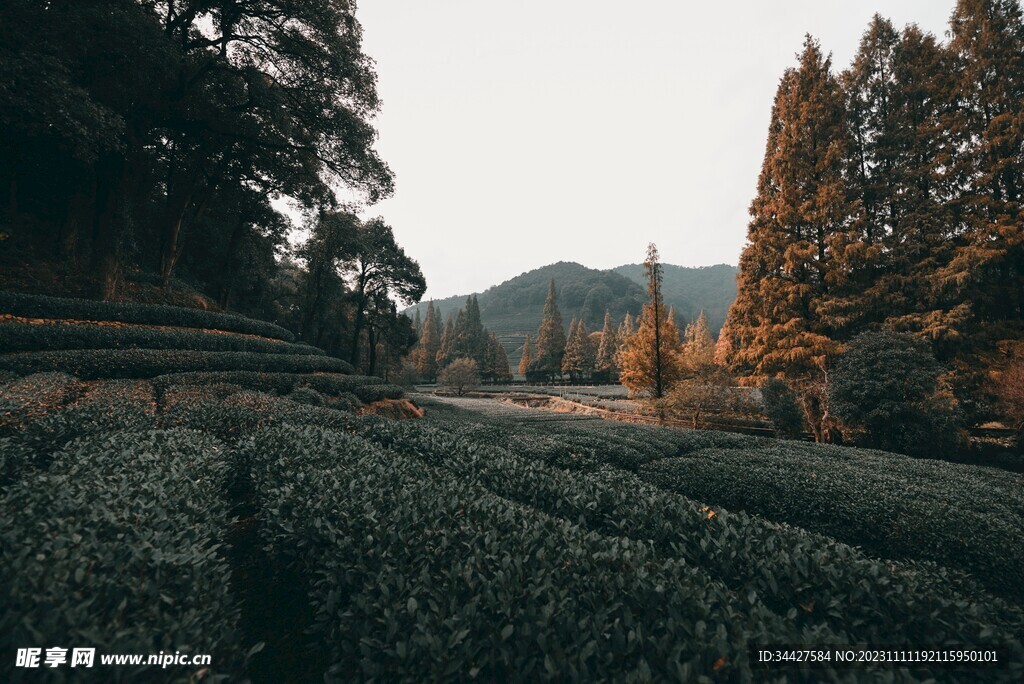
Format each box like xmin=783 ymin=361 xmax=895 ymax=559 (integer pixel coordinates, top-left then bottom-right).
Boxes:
xmin=640 ymin=444 xmax=1024 ymax=605
xmin=0 ymin=290 xmax=296 ymax=341
xmin=0 ymin=320 xmax=324 ymax=356
xmin=2 ymin=379 xmax=156 ymax=486
xmin=152 ymin=371 xmax=395 ymax=403
xmin=239 ymin=425 xmax=823 ymax=682
xmin=158 ymin=390 xmax=362 ymax=443
xmin=0 ymin=349 xmax=352 ymax=379
xmin=362 ymin=421 xmax=1024 ymax=654
xmin=0 ymin=372 xmax=81 ymax=435
xmin=0 ymin=430 xmax=242 ymax=681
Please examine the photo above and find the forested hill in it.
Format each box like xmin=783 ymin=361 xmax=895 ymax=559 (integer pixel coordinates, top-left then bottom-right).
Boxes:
xmin=612 ymin=263 xmax=738 ymax=334
xmin=406 ymin=261 xmax=738 ymax=365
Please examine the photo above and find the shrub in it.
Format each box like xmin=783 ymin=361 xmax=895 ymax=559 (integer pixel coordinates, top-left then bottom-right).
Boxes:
xmin=437 ymin=358 xmax=479 ymax=396
xmin=830 ymin=329 xmax=962 ymax=456
xmin=760 ymin=377 xmax=804 ymax=438
xmin=0 ymin=290 xmax=295 ymax=340
xmin=152 ymin=371 xmax=379 ymax=397
xmin=0 ymin=430 xmax=242 ymax=680
xmin=0 ymin=349 xmax=352 ymax=379
xmin=639 ymin=441 xmax=1024 ymax=604
xmin=0 ymin=320 xmax=325 ymax=355
xmin=0 ymin=372 xmax=81 ymax=435
xmin=288 ymin=386 xmax=324 ymax=406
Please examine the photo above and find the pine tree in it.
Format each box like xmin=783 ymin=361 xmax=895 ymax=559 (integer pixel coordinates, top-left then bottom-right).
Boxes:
xmin=436 ymin=313 xmax=456 ymax=368
xmin=518 ymin=334 xmax=534 ymax=378
xmin=941 ymin=0 xmax=1024 ymax=346
xmin=594 ymin=310 xmax=619 ymax=382
xmin=562 ymin=318 xmax=590 ymax=381
xmin=531 ymin=279 xmax=566 ymax=380
xmin=681 ymin=310 xmax=715 ymax=372
xmin=412 ymin=308 xmax=422 ymax=338
xmin=463 ymin=295 xmax=489 ymax=367
xmin=486 ymin=332 xmax=512 ymax=382
xmin=412 ymin=301 xmax=442 ymax=381
xmin=721 ymin=37 xmax=851 ymax=384
xmin=619 ymin=244 xmax=684 ymax=398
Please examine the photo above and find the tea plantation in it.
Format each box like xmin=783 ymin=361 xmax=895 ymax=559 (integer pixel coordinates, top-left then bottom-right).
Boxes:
xmin=2 ymin=294 xmax=1023 ymax=682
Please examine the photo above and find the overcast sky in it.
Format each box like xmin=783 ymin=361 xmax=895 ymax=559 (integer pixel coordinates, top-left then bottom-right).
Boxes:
xmin=352 ymin=1 xmax=956 ymax=300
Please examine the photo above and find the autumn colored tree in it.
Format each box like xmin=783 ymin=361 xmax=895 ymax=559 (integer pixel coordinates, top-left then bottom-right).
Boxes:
xmin=518 ymin=334 xmax=534 ymax=378
xmin=991 ymin=347 xmax=1024 ymax=435
xmin=412 ymin=301 xmax=442 ymax=381
xmin=561 ymin=319 xmax=592 ymax=381
xmin=681 ymin=310 xmax=715 ymax=372
xmin=719 ymin=37 xmax=853 ymax=436
xmin=594 ymin=311 xmax=619 ymax=382
xmin=940 ymin=0 xmax=1024 ymax=346
xmin=438 ymin=358 xmax=479 ymax=396
xmin=530 ymin=279 xmax=567 ymax=381
xmin=436 ymin=313 xmax=456 ymax=369
xmin=619 ymin=244 xmax=684 ymax=398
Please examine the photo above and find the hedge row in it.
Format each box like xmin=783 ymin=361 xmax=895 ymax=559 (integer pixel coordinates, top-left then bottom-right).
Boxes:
xmin=0 ymin=430 xmax=242 ymax=681
xmin=0 ymin=290 xmax=296 ymax=341
xmin=0 ymin=349 xmax=353 ymax=379
xmin=0 ymin=372 xmax=81 ymax=435
xmin=158 ymin=390 xmax=363 ymax=442
xmin=0 ymin=320 xmax=324 ymax=356
xmin=639 ymin=443 xmax=1024 ymax=605
xmin=2 ymin=380 xmax=157 ymax=487
xmin=152 ymin=370 xmax=400 ymax=403
xmin=239 ymin=425 xmax=813 ymax=682
xmin=362 ymin=420 xmax=1024 ymax=654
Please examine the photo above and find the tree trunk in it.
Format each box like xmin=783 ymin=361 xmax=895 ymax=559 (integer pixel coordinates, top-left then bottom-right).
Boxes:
xmin=367 ymin=327 xmax=378 ymax=377
xmin=160 ymin=191 xmax=193 ymax=287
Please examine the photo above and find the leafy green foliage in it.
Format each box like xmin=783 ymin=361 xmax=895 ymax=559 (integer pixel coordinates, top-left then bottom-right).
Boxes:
xmin=761 ymin=378 xmax=805 ymax=438
xmin=830 ymin=329 xmax=962 ymax=455
xmin=0 ymin=320 xmax=324 ymax=355
xmin=0 ymin=430 xmax=241 ymax=681
xmin=0 ymin=349 xmax=352 ymax=379
xmin=0 ymin=291 xmax=296 ymax=341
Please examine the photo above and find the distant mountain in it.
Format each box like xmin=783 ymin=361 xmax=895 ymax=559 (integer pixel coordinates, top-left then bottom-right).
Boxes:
xmin=407 ymin=261 xmax=738 ymax=370
xmin=611 ymin=263 xmax=738 ymax=334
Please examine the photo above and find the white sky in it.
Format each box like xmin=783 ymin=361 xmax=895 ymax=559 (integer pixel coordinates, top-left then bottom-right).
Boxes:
xmin=352 ymin=1 xmax=956 ymax=300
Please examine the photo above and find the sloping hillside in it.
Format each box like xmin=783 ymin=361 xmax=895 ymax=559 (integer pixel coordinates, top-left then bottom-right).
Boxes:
xmin=611 ymin=263 xmax=738 ymax=334
xmin=407 ymin=261 xmax=738 ymax=369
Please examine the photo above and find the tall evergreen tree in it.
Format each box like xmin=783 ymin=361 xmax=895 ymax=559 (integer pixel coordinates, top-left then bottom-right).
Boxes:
xmin=485 ymin=332 xmax=512 ymax=382
xmin=413 ymin=301 xmax=442 ymax=381
xmin=594 ymin=311 xmax=619 ymax=382
xmin=436 ymin=313 xmax=456 ymax=369
xmin=562 ymin=319 xmax=590 ymax=381
xmin=682 ymin=310 xmax=716 ymax=372
xmin=721 ymin=37 xmax=852 ymax=404
xmin=518 ymin=334 xmax=534 ymax=378
xmin=531 ymin=279 xmax=567 ymax=380
xmin=619 ymin=244 xmax=683 ymax=398
xmin=941 ymin=0 xmax=1024 ymax=344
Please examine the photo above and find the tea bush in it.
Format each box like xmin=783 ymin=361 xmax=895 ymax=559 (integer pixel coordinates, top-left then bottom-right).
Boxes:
xmin=0 ymin=320 xmax=324 ymax=356
xmin=362 ymin=421 xmax=1024 ymax=650
xmin=639 ymin=442 xmax=1024 ymax=604
xmin=0 ymin=430 xmax=241 ymax=681
xmin=0 ymin=349 xmax=352 ymax=379
xmin=0 ymin=290 xmax=295 ymax=341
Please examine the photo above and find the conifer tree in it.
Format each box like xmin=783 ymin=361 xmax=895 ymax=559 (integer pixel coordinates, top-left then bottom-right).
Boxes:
xmin=413 ymin=301 xmax=442 ymax=381
xmin=412 ymin=308 xmax=422 ymax=338
xmin=531 ymin=279 xmax=567 ymax=380
xmin=594 ymin=311 xmax=619 ymax=382
xmin=681 ymin=310 xmax=716 ymax=372
xmin=485 ymin=332 xmax=512 ymax=382
xmin=941 ymin=0 xmax=1024 ymax=344
xmin=619 ymin=244 xmax=684 ymax=398
xmin=518 ymin=334 xmax=534 ymax=378
xmin=562 ymin=319 xmax=591 ymax=381
xmin=721 ymin=37 xmax=851 ymax=384
xmin=436 ymin=313 xmax=456 ymax=369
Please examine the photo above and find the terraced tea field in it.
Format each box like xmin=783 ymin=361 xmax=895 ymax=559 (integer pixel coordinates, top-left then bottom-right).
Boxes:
xmin=2 ymin=294 xmax=1023 ymax=681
